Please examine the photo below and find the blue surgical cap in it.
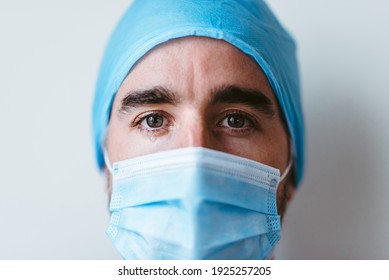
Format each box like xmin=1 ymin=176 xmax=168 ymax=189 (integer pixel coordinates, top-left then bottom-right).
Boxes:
xmin=92 ymin=0 xmax=305 ymax=186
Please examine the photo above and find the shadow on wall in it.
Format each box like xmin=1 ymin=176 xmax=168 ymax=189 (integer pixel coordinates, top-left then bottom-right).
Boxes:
xmin=276 ymin=83 xmax=387 ymax=259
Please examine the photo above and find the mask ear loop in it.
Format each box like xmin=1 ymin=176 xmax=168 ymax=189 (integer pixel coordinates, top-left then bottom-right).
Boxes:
xmin=279 ymin=141 xmax=294 ymax=183
xmin=103 ymin=147 xmax=114 ymax=174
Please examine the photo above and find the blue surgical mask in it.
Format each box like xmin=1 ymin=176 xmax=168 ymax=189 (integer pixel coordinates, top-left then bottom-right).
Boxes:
xmin=104 ymin=147 xmax=291 ymax=260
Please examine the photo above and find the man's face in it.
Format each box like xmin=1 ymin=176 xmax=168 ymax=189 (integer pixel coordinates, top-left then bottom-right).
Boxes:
xmin=106 ymin=37 xmax=294 ymax=217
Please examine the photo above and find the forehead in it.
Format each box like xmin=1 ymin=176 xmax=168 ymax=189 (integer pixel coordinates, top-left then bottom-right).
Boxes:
xmin=117 ymin=36 xmax=275 ymax=103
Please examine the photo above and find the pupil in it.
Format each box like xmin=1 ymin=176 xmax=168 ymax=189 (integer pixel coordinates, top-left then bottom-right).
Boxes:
xmin=146 ymin=115 xmax=163 ymax=128
xmin=227 ymin=115 xmax=245 ymax=128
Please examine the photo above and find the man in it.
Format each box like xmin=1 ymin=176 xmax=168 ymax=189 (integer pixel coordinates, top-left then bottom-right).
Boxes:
xmin=93 ymin=0 xmax=304 ymax=259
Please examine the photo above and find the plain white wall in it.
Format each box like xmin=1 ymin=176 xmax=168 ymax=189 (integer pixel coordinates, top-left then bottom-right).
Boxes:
xmin=268 ymin=0 xmax=389 ymax=259
xmin=1 ymin=0 xmax=388 ymax=259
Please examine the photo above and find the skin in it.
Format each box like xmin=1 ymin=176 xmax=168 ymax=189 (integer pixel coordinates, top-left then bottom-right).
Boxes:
xmin=105 ymin=37 xmax=294 ymax=218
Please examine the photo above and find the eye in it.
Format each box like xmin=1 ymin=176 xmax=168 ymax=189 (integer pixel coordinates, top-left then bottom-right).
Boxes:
xmin=225 ymin=115 xmax=245 ymax=128
xmin=217 ymin=111 xmax=256 ymax=134
xmin=218 ymin=111 xmax=254 ymax=129
xmin=131 ymin=111 xmax=173 ymax=135
xmin=144 ymin=114 xmax=164 ymax=128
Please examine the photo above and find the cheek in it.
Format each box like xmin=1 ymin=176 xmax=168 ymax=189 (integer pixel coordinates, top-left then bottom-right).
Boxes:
xmin=230 ymin=141 xmax=275 ymax=167
xmin=107 ymin=115 xmax=173 ymax=163
xmin=218 ymin=130 xmax=287 ymax=170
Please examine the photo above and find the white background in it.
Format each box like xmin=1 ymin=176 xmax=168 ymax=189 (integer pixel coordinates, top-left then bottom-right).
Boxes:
xmin=0 ymin=0 xmax=388 ymax=259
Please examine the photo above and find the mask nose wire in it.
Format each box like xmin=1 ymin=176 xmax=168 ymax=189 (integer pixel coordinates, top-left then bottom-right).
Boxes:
xmin=103 ymin=147 xmax=113 ymax=174
xmin=103 ymin=144 xmax=294 ymax=181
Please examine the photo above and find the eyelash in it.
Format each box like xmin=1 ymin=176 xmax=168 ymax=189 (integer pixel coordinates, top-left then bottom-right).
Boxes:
xmin=130 ymin=109 xmax=258 ymax=136
xmin=217 ymin=110 xmax=258 ymax=134
xmin=131 ymin=111 xmax=172 ymax=134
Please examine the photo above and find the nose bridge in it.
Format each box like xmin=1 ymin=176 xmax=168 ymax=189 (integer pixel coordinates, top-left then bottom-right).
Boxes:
xmin=188 ymin=121 xmax=207 ymax=147
xmin=175 ymin=114 xmax=212 ymax=149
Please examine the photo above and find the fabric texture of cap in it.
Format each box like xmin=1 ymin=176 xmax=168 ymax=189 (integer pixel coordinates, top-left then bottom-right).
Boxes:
xmin=92 ymin=0 xmax=305 ymax=186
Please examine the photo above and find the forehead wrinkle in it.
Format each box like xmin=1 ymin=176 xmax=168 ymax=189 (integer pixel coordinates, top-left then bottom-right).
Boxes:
xmin=119 ymin=37 xmax=274 ymax=113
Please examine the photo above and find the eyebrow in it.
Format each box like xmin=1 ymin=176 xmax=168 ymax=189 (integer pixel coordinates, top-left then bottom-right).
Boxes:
xmin=120 ymin=86 xmax=177 ymax=114
xmin=211 ymin=85 xmax=275 ymax=118
xmin=120 ymin=85 xmax=275 ymax=118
